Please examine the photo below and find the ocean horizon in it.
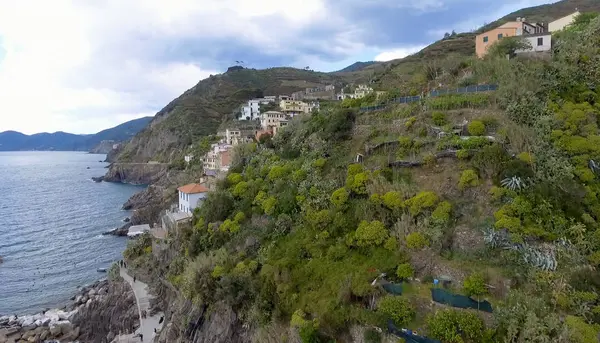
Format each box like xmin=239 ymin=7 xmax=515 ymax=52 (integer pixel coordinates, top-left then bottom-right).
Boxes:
xmin=0 ymin=151 xmax=144 ymax=315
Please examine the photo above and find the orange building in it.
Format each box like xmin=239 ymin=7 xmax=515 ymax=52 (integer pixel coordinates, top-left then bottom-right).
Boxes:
xmin=476 ymin=19 xmax=545 ymax=58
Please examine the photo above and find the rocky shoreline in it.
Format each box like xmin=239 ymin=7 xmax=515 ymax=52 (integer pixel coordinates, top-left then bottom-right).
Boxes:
xmin=0 ymin=278 xmax=137 ymax=343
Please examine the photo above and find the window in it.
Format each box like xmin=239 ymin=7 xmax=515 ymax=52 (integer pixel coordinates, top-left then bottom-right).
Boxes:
xmin=498 ymin=33 xmax=503 ymax=39
xmin=537 ymin=37 xmax=543 ymax=46
xmin=483 ymin=36 xmax=488 ymax=43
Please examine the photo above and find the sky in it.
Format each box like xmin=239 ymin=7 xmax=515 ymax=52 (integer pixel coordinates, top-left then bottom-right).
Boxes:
xmin=0 ymin=0 xmax=553 ymax=135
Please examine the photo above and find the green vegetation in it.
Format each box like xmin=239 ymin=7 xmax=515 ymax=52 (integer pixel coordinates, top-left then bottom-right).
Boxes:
xmin=125 ymin=13 xmax=600 ymax=343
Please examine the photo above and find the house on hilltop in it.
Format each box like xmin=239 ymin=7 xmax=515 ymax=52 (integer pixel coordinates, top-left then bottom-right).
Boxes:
xmin=476 ymin=18 xmax=546 ymax=57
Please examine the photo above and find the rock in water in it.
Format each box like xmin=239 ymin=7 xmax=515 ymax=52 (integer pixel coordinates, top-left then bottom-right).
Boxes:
xmin=91 ymin=176 xmax=104 ymax=182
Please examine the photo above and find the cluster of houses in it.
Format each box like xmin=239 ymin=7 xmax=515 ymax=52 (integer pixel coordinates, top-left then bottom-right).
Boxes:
xmin=238 ymin=94 xmax=322 ymax=121
xmin=336 ymin=84 xmax=375 ymax=100
xmin=476 ymin=10 xmax=580 ymax=58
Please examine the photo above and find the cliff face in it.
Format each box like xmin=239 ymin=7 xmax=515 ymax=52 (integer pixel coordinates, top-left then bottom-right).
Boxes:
xmin=103 ymin=163 xmax=168 ymax=185
xmin=90 ymin=140 xmax=116 ymax=154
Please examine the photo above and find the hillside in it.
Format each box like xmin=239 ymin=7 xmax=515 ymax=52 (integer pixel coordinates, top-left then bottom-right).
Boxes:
xmin=0 ymin=117 xmax=152 ymax=152
xmin=122 ymin=14 xmax=600 ymax=343
xmin=336 ymin=61 xmax=379 ymax=73
xmin=115 ymin=67 xmax=344 ymax=163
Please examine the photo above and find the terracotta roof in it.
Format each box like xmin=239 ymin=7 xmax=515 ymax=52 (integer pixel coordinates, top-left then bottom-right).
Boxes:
xmin=177 ymin=183 xmax=209 ymax=194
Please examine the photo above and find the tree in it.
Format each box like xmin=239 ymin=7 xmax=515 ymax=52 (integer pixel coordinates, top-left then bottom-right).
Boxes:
xmin=463 ymin=272 xmax=487 ymax=310
xmin=427 ymin=309 xmax=484 ymax=343
xmin=467 ymin=120 xmax=486 ymax=136
xmin=377 ymin=296 xmax=415 ymax=326
xmin=486 ymin=36 xmax=532 ymax=58
xmin=396 ymin=263 xmax=414 ymax=280
xmin=354 ymin=220 xmax=389 ymax=247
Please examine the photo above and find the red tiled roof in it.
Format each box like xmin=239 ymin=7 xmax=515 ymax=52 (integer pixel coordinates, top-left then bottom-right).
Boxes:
xmin=177 ymin=183 xmax=209 ymax=194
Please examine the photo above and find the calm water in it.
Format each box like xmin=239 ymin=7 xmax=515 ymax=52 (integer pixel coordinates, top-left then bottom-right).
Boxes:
xmin=0 ymin=151 xmax=144 ymax=315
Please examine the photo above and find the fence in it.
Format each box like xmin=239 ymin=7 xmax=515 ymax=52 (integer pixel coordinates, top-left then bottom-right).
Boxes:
xmin=359 ymin=84 xmax=498 ymax=112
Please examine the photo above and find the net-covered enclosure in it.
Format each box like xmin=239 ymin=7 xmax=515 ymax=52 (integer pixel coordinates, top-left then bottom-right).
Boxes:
xmin=430 ymin=288 xmax=493 ymax=312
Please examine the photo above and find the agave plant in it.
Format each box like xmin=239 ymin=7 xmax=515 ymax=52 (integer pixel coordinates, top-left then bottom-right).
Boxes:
xmin=483 ymin=227 xmax=558 ymax=271
xmin=501 ymin=176 xmax=527 ymax=191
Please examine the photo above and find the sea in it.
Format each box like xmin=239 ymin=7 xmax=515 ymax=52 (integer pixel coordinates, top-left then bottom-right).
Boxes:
xmin=0 ymin=151 xmax=144 ymax=315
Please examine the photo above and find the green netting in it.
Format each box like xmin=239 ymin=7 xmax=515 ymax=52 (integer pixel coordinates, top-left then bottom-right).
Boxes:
xmin=430 ymin=288 xmax=493 ymax=312
xmin=382 ymin=282 xmax=403 ymax=295
xmin=388 ymin=320 xmax=441 ymax=343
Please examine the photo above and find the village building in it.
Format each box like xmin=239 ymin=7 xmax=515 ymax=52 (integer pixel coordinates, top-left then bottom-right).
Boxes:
xmin=177 ymin=183 xmax=209 ymax=214
xmin=548 ymin=11 xmax=580 ymax=32
xmin=203 ymin=143 xmax=233 ymax=172
xmin=475 ymin=18 xmax=547 ymax=57
xmin=336 ymin=84 xmax=374 ymax=100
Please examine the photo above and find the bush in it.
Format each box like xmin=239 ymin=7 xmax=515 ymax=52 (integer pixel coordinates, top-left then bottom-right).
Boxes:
xmin=517 ymin=152 xmax=534 ymax=164
xmin=459 ymin=169 xmax=480 ymax=190
xmin=565 ymin=315 xmax=600 ymax=343
xmin=312 ymin=158 xmax=327 ymax=169
xmin=467 ymin=120 xmax=486 ymax=136
xmin=456 ymin=149 xmax=470 ymax=160
xmin=354 ymin=220 xmax=389 ymax=247
xmin=426 ymin=309 xmax=484 ymax=343
xmin=431 ymin=201 xmax=452 ymax=225
xmin=405 ymin=191 xmax=439 ymax=216
xmin=432 ymin=111 xmax=447 ymax=126
xmin=396 ymin=263 xmax=414 ymax=280
xmin=382 ymin=191 xmax=404 ymax=211
xmin=463 ymin=272 xmax=488 ymax=299
xmin=330 ymin=187 xmax=349 ymax=208
xmin=377 ymin=296 xmax=415 ymax=326
xmin=406 ymin=232 xmax=429 ymax=250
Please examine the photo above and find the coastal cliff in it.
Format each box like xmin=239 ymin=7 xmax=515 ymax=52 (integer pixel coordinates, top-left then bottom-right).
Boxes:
xmin=103 ymin=163 xmax=168 ymax=185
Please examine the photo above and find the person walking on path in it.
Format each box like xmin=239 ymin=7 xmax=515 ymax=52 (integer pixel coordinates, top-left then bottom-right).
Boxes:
xmin=133 ymin=276 xmax=136 ymax=283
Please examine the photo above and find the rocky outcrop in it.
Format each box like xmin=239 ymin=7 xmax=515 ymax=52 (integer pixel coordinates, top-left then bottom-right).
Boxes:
xmin=103 ymin=163 xmax=168 ymax=185
xmin=103 ymin=223 xmax=131 ymax=236
xmin=0 ymin=279 xmax=136 ymax=343
xmin=90 ymin=140 xmax=117 ymax=154
xmin=71 ymin=279 xmax=138 ymax=343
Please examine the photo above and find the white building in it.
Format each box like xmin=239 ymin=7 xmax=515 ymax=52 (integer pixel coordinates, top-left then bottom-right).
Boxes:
xmin=239 ymin=97 xmax=277 ymax=121
xmin=516 ymin=33 xmax=552 ymax=54
xmin=549 ymin=11 xmax=580 ymax=32
xmin=177 ymin=183 xmax=209 ymax=214
xmin=184 ymin=154 xmax=194 ymax=163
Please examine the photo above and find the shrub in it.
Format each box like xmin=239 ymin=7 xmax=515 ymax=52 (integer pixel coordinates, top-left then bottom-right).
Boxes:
xmin=384 ymin=237 xmax=398 ymax=251
xmin=427 ymin=309 xmax=484 ymax=343
xmin=405 ymin=116 xmax=417 ymax=129
xmin=377 ymin=296 xmax=415 ymax=327
xmin=517 ymin=152 xmax=534 ymax=164
xmin=431 ymin=201 xmax=452 ymax=225
xmin=261 ymin=196 xmax=278 ymax=216
xmin=405 ymin=191 xmax=439 ymax=216
xmin=467 ymin=120 xmax=486 ymax=136
xmin=348 ymin=172 xmax=370 ymax=195
xmin=432 ymin=111 xmax=447 ymax=126
xmin=355 ymin=220 xmax=389 ymax=247
xmin=233 ymin=211 xmax=246 ymax=223
xmin=456 ymin=149 xmax=470 ymax=160
xmin=330 ymin=187 xmax=349 ymax=208
xmin=382 ymin=191 xmax=404 ymax=211
xmin=396 ymin=263 xmax=414 ymax=280
xmin=227 ymin=173 xmax=243 ymax=185
xmin=565 ymin=315 xmax=600 ymax=343
xmin=406 ymin=232 xmax=429 ymax=249
xmin=463 ymin=272 xmax=488 ymax=299
xmin=232 ymin=181 xmax=250 ymax=198
xmin=212 ymin=265 xmax=225 ymax=279
xmin=459 ymin=169 xmax=480 ymax=190
xmin=312 ymin=158 xmax=327 ymax=169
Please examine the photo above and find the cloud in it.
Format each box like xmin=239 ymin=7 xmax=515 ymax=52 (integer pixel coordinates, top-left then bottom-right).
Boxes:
xmin=374 ymin=46 xmax=427 ymax=61
xmin=0 ymin=0 xmax=554 ymax=134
